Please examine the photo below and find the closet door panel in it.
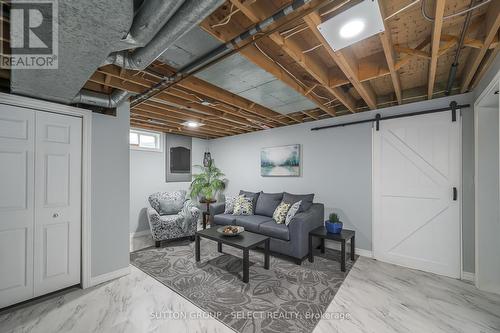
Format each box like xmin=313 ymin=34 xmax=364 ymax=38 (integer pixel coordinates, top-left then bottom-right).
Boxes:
xmin=0 ymin=105 xmax=35 ymax=308
xmin=34 ymin=112 xmax=82 ymax=296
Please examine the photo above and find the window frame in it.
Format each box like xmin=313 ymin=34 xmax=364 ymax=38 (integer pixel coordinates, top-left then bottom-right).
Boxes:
xmin=129 ymin=128 xmax=163 ymax=152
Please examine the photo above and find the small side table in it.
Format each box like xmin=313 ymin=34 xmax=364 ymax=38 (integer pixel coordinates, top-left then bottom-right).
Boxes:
xmin=308 ymin=227 xmax=355 ymax=272
xmin=199 ymin=198 xmax=216 ymax=229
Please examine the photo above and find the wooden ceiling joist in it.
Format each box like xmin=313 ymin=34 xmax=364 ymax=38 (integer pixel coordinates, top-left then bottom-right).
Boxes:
xmin=177 ymin=76 xmax=289 ymax=126
xmin=378 ymin=1 xmax=402 ymax=104
xmin=427 ymin=0 xmax=446 ymax=99
xmin=228 ymin=0 xmax=345 ymax=115
xmin=304 ymin=12 xmax=378 ymax=110
xmin=141 ymin=100 xmax=255 ymax=132
xmin=200 ymin=3 xmax=338 ymax=120
xmin=461 ymin=0 xmax=500 ymax=93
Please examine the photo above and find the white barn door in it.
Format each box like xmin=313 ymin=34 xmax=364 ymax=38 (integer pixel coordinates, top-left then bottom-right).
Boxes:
xmin=373 ymin=112 xmax=461 ymax=278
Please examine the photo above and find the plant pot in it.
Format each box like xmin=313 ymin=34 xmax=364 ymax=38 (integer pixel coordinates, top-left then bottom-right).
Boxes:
xmin=325 ymin=221 xmax=343 ymax=234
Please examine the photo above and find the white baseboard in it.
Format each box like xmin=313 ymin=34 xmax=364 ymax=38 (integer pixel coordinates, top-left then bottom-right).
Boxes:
xmin=90 ymin=266 xmax=130 ymax=287
xmin=130 ymin=230 xmax=154 ymax=252
xmin=462 ymin=271 xmax=475 ymax=282
xmin=130 ymin=230 xmax=150 ymax=238
xmin=324 ymin=240 xmax=373 ymax=258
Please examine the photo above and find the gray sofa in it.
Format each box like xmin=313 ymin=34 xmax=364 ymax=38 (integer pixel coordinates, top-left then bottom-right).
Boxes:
xmin=210 ymin=191 xmax=324 ymax=264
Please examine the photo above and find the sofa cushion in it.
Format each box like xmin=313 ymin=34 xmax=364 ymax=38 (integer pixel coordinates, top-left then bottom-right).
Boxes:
xmin=233 ymin=215 xmax=273 ymax=233
xmin=283 ymin=192 xmax=314 ymax=212
xmin=214 ymin=214 xmax=236 ymax=226
xmin=258 ymin=221 xmax=290 ymax=241
xmin=255 ymin=192 xmax=283 ymax=217
xmin=239 ymin=190 xmax=260 ymax=211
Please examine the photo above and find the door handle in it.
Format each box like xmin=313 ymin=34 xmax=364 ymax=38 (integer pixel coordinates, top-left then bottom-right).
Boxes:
xmin=453 ymin=187 xmax=457 ymax=201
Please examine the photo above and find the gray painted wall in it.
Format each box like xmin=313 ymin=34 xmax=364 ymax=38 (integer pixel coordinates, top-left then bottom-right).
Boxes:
xmin=130 ymin=137 xmax=207 ymax=233
xmin=208 ymin=93 xmax=475 ymax=272
xmin=91 ymin=103 xmax=130 ymax=278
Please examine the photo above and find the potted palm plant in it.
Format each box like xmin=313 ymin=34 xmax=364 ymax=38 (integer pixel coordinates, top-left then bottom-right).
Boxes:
xmin=190 ymin=160 xmax=225 ymax=202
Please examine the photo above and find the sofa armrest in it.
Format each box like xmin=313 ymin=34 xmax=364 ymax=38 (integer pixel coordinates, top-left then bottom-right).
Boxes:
xmin=287 ymin=203 xmax=324 ymax=258
xmin=209 ymin=202 xmax=226 ymax=216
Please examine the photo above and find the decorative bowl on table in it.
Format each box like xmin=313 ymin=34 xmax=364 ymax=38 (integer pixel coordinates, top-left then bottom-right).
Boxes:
xmin=217 ymin=225 xmax=244 ymax=237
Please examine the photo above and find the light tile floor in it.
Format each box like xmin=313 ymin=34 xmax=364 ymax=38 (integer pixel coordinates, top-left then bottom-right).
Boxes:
xmin=1 ymin=254 xmax=500 ymax=333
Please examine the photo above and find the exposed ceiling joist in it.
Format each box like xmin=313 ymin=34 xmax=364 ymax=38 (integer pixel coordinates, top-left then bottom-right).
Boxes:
xmin=304 ymin=12 xmax=378 ymax=110
xmin=461 ymin=0 xmax=500 ymax=93
xmin=427 ymin=0 xmax=446 ymax=99
xmin=378 ymin=0 xmax=402 ymax=104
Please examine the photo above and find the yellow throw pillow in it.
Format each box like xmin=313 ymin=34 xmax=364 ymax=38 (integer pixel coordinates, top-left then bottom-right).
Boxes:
xmin=273 ymin=202 xmax=291 ymax=224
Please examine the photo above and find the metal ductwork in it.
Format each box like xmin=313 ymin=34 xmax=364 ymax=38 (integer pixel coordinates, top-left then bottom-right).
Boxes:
xmin=105 ymin=0 xmax=225 ymax=70
xmin=10 ymin=0 xmax=134 ymax=104
xmin=72 ymin=89 xmax=130 ymax=108
xmin=114 ymin=0 xmax=186 ymax=50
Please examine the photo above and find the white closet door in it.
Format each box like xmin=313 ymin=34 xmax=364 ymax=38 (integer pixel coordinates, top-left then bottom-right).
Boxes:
xmin=34 ymin=111 xmax=82 ymax=296
xmin=0 ymin=105 xmax=35 ymax=308
xmin=373 ymin=112 xmax=461 ymax=278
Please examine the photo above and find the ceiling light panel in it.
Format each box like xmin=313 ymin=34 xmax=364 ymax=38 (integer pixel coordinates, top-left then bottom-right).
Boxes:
xmin=318 ymin=0 xmax=385 ymax=51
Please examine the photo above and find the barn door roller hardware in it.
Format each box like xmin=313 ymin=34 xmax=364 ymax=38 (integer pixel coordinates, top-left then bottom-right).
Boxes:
xmin=311 ymin=101 xmax=469 ymax=132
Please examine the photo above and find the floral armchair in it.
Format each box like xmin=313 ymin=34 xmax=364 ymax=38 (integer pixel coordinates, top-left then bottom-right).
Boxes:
xmin=146 ymin=190 xmax=200 ymax=247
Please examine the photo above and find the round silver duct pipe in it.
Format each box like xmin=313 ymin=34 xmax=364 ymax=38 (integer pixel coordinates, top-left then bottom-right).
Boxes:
xmin=72 ymin=89 xmax=130 ymax=108
xmin=105 ymin=0 xmax=225 ymax=70
xmin=114 ymin=0 xmax=186 ymax=50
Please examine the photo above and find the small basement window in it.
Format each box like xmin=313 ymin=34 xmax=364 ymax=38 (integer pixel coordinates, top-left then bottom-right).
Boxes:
xmin=130 ymin=129 xmax=162 ymax=152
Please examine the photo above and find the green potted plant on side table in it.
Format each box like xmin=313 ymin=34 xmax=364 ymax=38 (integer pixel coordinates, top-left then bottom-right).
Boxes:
xmin=325 ymin=213 xmax=343 ymax=234
xmin=190 ymin=160 xmax=225 ymax=229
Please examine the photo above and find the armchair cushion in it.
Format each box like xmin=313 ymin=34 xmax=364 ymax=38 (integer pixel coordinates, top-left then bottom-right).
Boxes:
xmin=158 ymin=197 xmax=184 ymax=215
xmin=149 ymin=190 xmax=187 ymax=214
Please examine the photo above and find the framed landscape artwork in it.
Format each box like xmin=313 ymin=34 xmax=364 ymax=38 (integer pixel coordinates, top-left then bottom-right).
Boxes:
xmin=261 ymin=144 xmax=300 ymax=177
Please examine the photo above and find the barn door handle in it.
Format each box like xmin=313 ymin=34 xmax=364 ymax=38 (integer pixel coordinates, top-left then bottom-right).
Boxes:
xmin=453 ymin=187 xmax=457 ymax=201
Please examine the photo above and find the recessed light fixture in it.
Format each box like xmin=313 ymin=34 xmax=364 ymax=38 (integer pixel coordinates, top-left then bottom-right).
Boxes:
xmin=339 ymin=19 xmax=365 ymax=39
xmin=318 ymin=0 xmax=385 ymax=51
xmin=200 ymin=100 xmax=212 ymax=106
xmin=183 ymin=121 xmax=203 ymax=128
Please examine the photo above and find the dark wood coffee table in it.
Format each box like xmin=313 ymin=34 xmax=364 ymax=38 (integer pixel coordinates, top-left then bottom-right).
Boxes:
xmin=309 ymin=227 xmax=355 ymax=272
xmin=195 ymin=227 xmax=270 ymax=283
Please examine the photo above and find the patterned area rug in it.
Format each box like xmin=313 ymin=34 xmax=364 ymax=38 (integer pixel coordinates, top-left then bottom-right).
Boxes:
xmin=130 ymin=238 xmax=356 ymax=333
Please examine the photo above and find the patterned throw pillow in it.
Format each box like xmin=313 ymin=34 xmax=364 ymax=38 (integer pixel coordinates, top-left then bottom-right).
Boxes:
xmin=273 ymin=202 xmax=291 ymax=224
xmin=224 ymin=196 xmax=238 ymax=214
xmin=233 ymin=196 xmax=253 ymax=216
xmin=285 ymin=200 xmax=302 ymax=226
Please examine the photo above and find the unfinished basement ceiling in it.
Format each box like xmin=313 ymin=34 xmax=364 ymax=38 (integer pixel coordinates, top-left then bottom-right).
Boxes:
xmin=196 ymin=53 xmax=316 ymax=114
xmin=58 ymin=0 xmax=500 ymax=139
xmin=157 ymin=27 xmax=221 ymax=69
